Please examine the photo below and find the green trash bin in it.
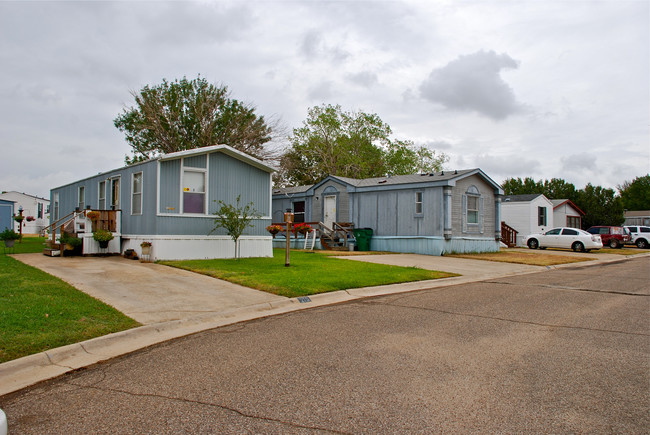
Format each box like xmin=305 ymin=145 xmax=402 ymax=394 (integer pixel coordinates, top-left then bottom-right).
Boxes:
xmin=352 ymin=228 xmax=373 ymax=251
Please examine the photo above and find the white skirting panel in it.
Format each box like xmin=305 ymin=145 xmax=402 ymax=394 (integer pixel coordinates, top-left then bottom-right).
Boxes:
xmin=120 ymin=235 xmax=273 ymax=261
xmin=370 ymin=236 xmax=500 ymax=256
xmin=81 ymin=233 xmax=121 ymax=255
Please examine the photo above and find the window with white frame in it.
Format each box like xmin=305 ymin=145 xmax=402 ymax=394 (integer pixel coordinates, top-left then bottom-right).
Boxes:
xmin=78 ymin=186 xmax=85 ymax=210
xmin=110 ymin=178 xmax=120 ymax=209
xmin=415 ymin=191 xmax=423 ymax=215
xmin=182 ymin=169 xmax=206 ymax=214
xmin=132 ymin=172 xmax=143 ymax=215
xmin=463 ymin=185 xmax=483 ymax=233
xmin=54 ymin=193 xmax=59 ymax=221
xmin=98 ymin=181 xmax=106 ymax=209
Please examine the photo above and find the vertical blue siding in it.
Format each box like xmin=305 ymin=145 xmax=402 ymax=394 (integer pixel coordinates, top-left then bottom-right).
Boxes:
xmin=183 ymin=154 xmax=206 ymax=168
xmin=208 ymin=153 xmax=270 ymax=215
xmin=159 ymin=160 xmax=181 ymax=214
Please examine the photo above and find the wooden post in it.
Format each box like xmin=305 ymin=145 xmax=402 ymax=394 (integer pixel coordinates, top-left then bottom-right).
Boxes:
xmin=284 ymin=209 xmax=294 ymax=267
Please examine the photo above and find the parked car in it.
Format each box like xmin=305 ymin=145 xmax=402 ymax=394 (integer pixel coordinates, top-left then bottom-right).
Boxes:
xmin=525 ymin=227 xmax=603 ymax=252
xmin=586 ymin=226 xmax=631 ymax=249
xmin=624 ymin=225 xmax=650 ymax=249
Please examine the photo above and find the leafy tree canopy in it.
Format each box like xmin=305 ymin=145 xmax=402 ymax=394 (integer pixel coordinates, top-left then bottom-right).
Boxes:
xmin=115 ymin=76 xmax=273 ymax=164
xmin=618 ymin=174 xmax=650 ymax=211
xmin=277 ymin=104 xmax=448 ymax=186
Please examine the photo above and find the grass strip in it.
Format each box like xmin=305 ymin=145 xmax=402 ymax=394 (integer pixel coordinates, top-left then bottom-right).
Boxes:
xmin=0 ymin=253 xmax=140 ymax=363
xmin=448 ymin=251 xmax=591 ymax=266
xmin=161 ymin=249 xmax=457 ymax=298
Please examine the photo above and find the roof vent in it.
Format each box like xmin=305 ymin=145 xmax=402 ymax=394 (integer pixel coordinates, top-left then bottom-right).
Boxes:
xmin=454 ymin=170 xmax=458 ymax=174
xmin=429 ymin=173 xmax=435 ymax=176
xmin=421 ymin=173 xmax=428 ymax=176
xmin=441 ymin=171 xmax=444 ymax=175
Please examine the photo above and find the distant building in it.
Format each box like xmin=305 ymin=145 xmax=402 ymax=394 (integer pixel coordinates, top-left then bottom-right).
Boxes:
xmin=624 ymin=210 xmax=650 ymax=226
xmin=0 ymin=191 xmax=50 ymax=234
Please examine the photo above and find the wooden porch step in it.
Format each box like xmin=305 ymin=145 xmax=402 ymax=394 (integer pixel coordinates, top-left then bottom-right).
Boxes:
xmin=43 ymin=247 xmax=61 ymax=257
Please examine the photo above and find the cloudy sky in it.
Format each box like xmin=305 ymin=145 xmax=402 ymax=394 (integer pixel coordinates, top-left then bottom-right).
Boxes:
xmin=1 ymin=0 xmax=648 ymax=199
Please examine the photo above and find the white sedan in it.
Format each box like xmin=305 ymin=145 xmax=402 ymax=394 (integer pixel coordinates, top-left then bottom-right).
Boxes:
xmin=525 ymin=227 xmax=603 ymax=252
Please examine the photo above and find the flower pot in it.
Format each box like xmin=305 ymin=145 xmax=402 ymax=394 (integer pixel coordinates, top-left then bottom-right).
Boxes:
xmin=141 ymin=245 xmax=151 ymax=255
xmin=99 ymin=240 xmax=109 ymax=249
xmin=4 ymin=240 xmax=15 ymax=248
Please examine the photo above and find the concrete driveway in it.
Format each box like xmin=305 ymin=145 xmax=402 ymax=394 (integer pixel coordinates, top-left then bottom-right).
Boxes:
xmin=14 ymin=254 xmax=286 ymax=324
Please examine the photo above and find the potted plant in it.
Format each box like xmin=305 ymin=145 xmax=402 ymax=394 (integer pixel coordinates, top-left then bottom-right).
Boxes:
xmin=60 ymin=232 xmax=83 ymax=252
xmin=140 ymin=241 xmax=152 ymax=255
xmin=26 ymin=216 xmax=35 ymax=222
xmin=0 ymin=228 xmax=20 ymax=248
xmin=13 ymin=215 xmax=24 ymax=224
xmin=86 ymin=211 xmax=100 ymax=221
xmin=93 ymin=229 xmax=114 ymax=249
xmin=266 ymin=224 xmax=283 ymax=236
xmin=293 ymin=223 xmax=312 ymax=236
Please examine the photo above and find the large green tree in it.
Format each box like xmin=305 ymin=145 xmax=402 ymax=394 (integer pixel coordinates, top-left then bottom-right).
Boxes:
xmin=277 ymin=104 xmax=447 ymax=186
xmin=115 ymin=76 xmax=273 ymax=164
xmin=618 ymin=174 xmax=650 ymax=211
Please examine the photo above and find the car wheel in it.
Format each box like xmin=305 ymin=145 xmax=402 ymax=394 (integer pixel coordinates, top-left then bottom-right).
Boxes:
xmin=572 ymin=242 xmax=585 ymax=252
xmin=636 ymin=238 xmax=649 ymax=249
xmin=527 ymin=239 xmax=539 ymax=249
xmin=609 ymin=239 xmax=620 ymax=249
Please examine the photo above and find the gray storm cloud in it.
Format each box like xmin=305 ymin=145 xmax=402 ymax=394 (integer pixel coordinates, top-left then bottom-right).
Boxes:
xmin=419 ymin=50 xmax=521 ymax=120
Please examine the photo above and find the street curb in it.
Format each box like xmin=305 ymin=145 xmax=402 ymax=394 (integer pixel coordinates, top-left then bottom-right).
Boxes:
xmin=1 ymin=251 xmax=648 ymax=397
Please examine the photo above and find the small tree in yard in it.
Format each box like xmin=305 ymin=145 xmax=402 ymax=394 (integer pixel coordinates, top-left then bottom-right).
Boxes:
xmin=210 ymin=195 xmax=260 ymax=259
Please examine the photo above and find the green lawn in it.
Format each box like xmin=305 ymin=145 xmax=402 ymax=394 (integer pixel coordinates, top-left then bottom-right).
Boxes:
xmin=0 ymin=237 xmax=140 ymax=363
xmin=2 ymin=234 xmax=49 ymax=254
xmin=161 ymin=249 xmax=457 ymax=298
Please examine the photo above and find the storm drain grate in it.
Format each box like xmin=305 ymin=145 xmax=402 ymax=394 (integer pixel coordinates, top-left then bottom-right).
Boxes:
xmin=297 ymin=296 xmax=312 ymax=303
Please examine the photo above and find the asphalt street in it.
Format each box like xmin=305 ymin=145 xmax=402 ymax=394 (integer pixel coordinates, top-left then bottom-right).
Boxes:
xmin=2 ymin=257 xmax=648 ymax=433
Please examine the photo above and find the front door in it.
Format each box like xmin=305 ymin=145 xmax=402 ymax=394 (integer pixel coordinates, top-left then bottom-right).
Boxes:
xmin=323 ymin=195 xmax=336 ymax=228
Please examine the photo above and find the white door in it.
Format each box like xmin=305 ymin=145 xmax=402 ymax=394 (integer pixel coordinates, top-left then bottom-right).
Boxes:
xmin=323 ymin=195 xmax=336 ymax=228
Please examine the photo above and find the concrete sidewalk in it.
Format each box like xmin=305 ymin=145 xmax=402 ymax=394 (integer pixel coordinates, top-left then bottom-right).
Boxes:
xmin=1 ymin=250 xmax=646 ymax=396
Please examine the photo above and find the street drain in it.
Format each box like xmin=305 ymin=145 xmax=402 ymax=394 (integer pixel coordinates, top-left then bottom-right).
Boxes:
xmin=297 ymin=296 xmax=312 ymax=303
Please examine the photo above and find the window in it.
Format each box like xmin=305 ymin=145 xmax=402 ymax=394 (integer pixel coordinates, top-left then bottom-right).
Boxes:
xmin=546 ymin=228 xmax=561 ymax=235
xmin=415 ymin=192 xmax=423 ymax=214
xmin=562 ymin=229 xmax=579 ymax=235
xmin=467 ymin=195 xmax=479 ymax=224
xmin=38 ymin=203 xmax=43 ymax=219
xmin=132 ymin=172 xmax=143 ymax=215
xmin=54 ymin=193 xmax=59 ymax=221
xmin=99 ymin=181 xmax=106 ymax=210
xmin=183 ymin=170 xmax=205 ymax=214
xmin=110 ymin=178 xmax=120 ymax=209
xmin=463 ymin=185 xmax=482 ymax=233
xmin=293 ymin=201 xmax=305 ymax=223
xmin=641 ymin=227 xmax=650 ymax=233
xmin=567 ymin=216 xmax=581 ymax=228
xmin=538 ymin=206 xmax=547 ymax=226
xmin=78 ymin=186 xmax=85 ymax=210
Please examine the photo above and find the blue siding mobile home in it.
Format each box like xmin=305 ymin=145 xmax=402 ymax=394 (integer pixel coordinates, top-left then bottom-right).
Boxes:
xmin=50 ymin=145 xmax=274 ymax=260
xmin=273 ymin=169 xmax=504 ymax=255
xmin=0 ymin=199 xmax=15 ymax=232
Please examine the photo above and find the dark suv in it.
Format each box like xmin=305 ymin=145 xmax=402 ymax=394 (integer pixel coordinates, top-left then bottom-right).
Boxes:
xmin=586 ymin=226 xmax=631 ymax=248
